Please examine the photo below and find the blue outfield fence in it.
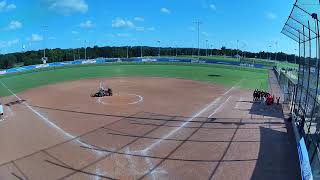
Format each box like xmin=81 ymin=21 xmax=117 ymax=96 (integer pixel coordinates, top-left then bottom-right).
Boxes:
xmin=0 ymin=57 xmax=269 ymax=75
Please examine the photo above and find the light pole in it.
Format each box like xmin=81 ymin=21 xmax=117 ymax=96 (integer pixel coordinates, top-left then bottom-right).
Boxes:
xmin=237 ymin=40 xmax=239 ymax=57
xmin=194 ymin=21 xmax=202 ymax=57
xmin=126 ymin=46 xmax=129 ymax=58
xmin=206 ymin=40 xmax=208 ymax=56
xmin=175 ymin=44 xmax=178 ymax=57
xmin=42 ymin=25 xmax=48 ymax=59
xmin=192 ymin=44 xmax=194 ymax=57
xmin=84 ymin=40 xmax=87 ymax=60
xmin=243 ymin=44 xmax=247 ymax=58
xmin=268 ymin=45 xmax=272 ymax=60
xmin=157 ymin=40 xmax=161 ymax=57
xmin=140 ymin=45 xmax=143 ymax=58
xmin=274 ymin=41 xmax=278 ymax=61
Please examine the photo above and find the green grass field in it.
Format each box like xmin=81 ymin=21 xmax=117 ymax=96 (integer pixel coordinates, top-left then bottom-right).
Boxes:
xmin=275 ymin=61 xmax=298 ymax=70
xmin=0 ymin=63 xmax=268 ymax=97
xmin=151 ymin=55 xmax=277 ymax=67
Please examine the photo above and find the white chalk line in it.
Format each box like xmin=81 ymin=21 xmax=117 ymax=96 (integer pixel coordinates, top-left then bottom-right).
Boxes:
xmin=0 ymin=81 xmax=104 ymax=156
xmin=128 ymin=94 xmax=144 ymax=105
xmin=223 ymin=79 xmax=244 ymax=96
xmin=127 ymin=91 xmax=233 ymax=179
xmin=141 ymin=79 xmax=240 ymax=153
xmin=208 ymin=96 xmax=232 ymax=118
xmin=142 ymin=97 xmax=223 ymax=153
xmin=89 ymin=80 xmax=239 ymax=179
xmin=97 ymin=93 xmax=143 ymax=106
xmin=89 ymin=80 xmax=241 ymax=179
xmin=235 ymin=97 xmax=243 ymax=109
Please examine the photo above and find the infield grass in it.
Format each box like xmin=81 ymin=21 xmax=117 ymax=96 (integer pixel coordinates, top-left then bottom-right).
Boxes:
xmin=0 ymin=63 xmax=268 ymax=97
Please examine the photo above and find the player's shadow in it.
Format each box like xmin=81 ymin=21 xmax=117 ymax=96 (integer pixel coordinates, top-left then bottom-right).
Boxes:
xmin=5 ymin=99 xmax=26 ymax=107
xmin=208 ymin=74 xmax=222 ymax=77
xmin=249 ymin=101 xmax=284 ymax=119
xmin=251 ymin=126 xmax=300 ymax=179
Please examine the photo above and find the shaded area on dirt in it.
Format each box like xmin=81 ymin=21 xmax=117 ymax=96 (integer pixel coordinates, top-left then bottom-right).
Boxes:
xmin=5 ymin=99 xmax=26 ymax=107
xmin=251 ymin=126 xmax=300 ymax=180
xmin=249 ymin=101 xmax=284 ymax=119
xmin=29 ymin=104 xmax=285 ymax=125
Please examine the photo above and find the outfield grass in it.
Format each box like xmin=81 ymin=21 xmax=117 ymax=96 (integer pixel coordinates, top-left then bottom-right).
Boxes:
xmin=151 ymin=55 xmax=277 ymax=67
xmin=0 ymin=63 xmax=268 ymax=97
xmin=275 ymin=61 xmax=298 ymax=70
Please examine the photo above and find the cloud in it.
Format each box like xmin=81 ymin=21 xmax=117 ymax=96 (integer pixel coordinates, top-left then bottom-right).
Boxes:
xmin=45 ymin=0 xmax=88 ymax=15
xmin=71 ymin=30 xmax=78 ymax=34
xmin=135 ymin=27 xmax=145 ymax=31
xmin=135 ymin=26 xmax=155 ymax=32
xmin=0 ymin=39 xmax=19 ymax=48
xmin=7 ymin=20 xmax=22 ymax=30
xmin=112 ymin=17 xmax=155 ymax=32
xmin=160 ymin=7 xmax=171 ymax=14
xmin=48 ymin=36 xmax=56 ymax=40
xmin=209 ymin=4 xmax=216 ymax=11
xmin=112 ymin=17 xmax=135 ymax=28
xmin=134 ymin=17 xmax=144 ymax=22
xmin=28 ymin=34 xmax=43 ymax=42
xmin=202 ymin=32 xmax=209 ymax=37
xmin=265 ymin=12 xmax=277 ymax=20
xmin=146 ymin=27 xmax=155 ymax=31
xmin=79 ymin=20 xmax=94 ymax=28
xmin=116 ymin=33 xmax=130 ymax=37
xmin=0 ymin=1 xmax=16 ymax=12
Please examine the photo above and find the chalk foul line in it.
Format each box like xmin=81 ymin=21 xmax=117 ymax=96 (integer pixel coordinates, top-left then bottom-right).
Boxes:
xmin=208 ymin=96 xmax=232 ymax=118
xmin=0 ymin=81 xmax=104 ymax=156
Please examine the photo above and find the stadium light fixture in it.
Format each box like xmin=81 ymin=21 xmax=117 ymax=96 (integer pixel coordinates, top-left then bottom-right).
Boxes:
xmin=274 ymin=41 xmax=278 ymax=60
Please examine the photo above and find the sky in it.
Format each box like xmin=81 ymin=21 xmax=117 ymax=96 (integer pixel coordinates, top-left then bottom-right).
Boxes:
xmin=0 ymin=0 xmax=298 ymax=54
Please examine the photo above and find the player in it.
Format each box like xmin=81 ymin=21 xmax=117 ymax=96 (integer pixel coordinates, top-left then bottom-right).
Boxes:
xmin=0 ymin=102 xmax=4 ymax=120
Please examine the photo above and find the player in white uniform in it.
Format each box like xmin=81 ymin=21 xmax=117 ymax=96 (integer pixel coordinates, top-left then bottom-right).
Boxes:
xmin=0 ymin=102 xmax=4 ymax=120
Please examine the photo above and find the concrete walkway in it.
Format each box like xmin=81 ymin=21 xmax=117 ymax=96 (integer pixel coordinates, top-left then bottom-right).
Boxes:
xmin=250 ymin=70 xmax=301 ymax=179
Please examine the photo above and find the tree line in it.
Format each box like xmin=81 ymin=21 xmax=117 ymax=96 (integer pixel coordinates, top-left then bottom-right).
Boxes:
xmin=0 ymin=45 xmax=299 ymax=70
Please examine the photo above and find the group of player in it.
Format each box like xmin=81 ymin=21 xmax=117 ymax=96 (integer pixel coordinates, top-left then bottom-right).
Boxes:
xmin=253 ymin=89 xmax=280 ymax=105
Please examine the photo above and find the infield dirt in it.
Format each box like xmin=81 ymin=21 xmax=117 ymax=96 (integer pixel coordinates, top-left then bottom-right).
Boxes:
xmin=0 ymin=77 xmax=299 ymax=180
